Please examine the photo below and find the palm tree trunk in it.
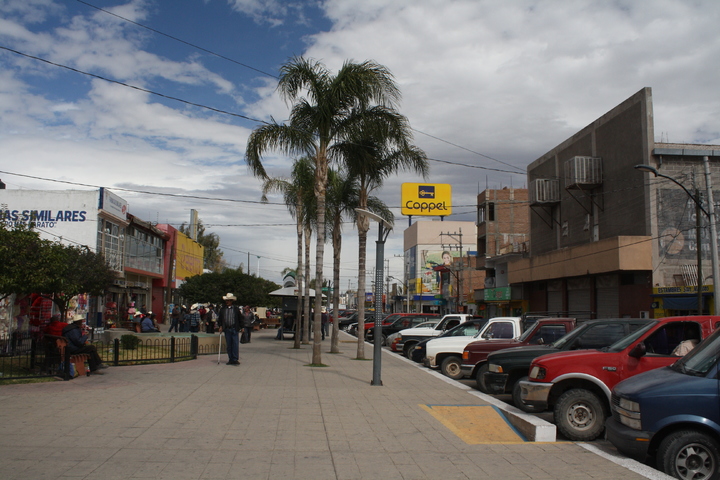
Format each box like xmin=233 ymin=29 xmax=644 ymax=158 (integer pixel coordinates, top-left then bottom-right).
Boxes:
xmin=356 ymin=217 xmax=369 ymax=359
xmin=293 ymin=203 xmax=303 ymax=349
xmin=303 ymin=225 xmax=311 ymax=345
xmin=312 ymin=151 xmax=328 ymax=365
xmin=330 ymin=222 xmax=342 ymax=353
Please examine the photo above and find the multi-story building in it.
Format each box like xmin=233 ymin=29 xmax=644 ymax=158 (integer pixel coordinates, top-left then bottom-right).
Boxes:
xmin=510 ymin=87 xmax=720 ymax=318
xmin=475 ymin=188 xmax=529 ymax=318
xmin=0 ymin=188 xmax=204 ymax=334
xmin=403 ymin=220 xmax=477 ymax=314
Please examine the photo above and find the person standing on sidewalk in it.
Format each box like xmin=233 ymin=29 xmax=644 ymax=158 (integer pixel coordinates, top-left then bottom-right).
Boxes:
xmin=168 ymin=304 xmax=180 ymax=332
xmin=241 ymin=306 xmax=255 ymax=343
xmin=217 ymin=293 xmax=243 ymax=365
xmin=321 ymin=307 xmax=329 ymax=340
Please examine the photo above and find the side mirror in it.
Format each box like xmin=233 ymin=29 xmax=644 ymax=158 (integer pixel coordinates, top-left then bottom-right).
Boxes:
xmin=537 ymin=338 xmax=545 ymax=345
xmin=629 ymin=342 xmax=647 ymax=359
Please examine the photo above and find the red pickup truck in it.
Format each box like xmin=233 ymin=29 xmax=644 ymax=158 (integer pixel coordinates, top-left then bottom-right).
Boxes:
xmin=519 ymin=315 xmax=720 ymax=441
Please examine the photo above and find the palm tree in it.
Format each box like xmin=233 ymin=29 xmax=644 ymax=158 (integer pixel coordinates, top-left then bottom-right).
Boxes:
xmin=246 ymin=56 xmax=403 ymax=365
xmin=332 ymin=131 xmax=428 ymax=358
xmin=261 ymin=157 xmax=315 ymax=349
xmin=325 ymin=169 xmax=358 ymax=353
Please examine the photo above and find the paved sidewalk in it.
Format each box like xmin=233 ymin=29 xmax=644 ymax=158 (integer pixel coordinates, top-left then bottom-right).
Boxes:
xmin=0 ymin=329 xmax=667 ymax=480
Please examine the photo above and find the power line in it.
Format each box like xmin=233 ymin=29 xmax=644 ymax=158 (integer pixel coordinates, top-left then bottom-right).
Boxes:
xmin=68 ymin=2 xmax=526 ymax=173
xmin=0 ymin=45 xmax=266 ymax=125
xmin=0 ymin=169 xmax=285 ymax=206
xmin=74 ymin=0 xmax=279 ymax=79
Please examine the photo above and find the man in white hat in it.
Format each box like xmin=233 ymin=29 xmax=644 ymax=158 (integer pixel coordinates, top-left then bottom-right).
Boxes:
xmin=217 ymin=293 xmax=243 ymax=365
xmin=61 ymin=314 xmax=107 ymax=374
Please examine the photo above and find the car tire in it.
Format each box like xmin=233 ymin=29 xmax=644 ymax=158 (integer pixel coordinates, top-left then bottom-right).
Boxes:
xmin=512 ymin=377 xmax=543 ymax=413
xmin=440 ymin=356 xmax=463 ymax=380
xmin=366 ymin=331 xmax=387 ymax=346
xmin=403 ymin=341 xmax=418 ymax=358
xmin=554 ymin=388 xmax=606 ymax=441
xmin=475 ymin=363 xmax=489 ymax=393
xmin=658 ymin=430 xmax=720 ymax=480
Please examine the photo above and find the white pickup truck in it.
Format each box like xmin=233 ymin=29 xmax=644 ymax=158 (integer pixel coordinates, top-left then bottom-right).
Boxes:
xmin=392 ymin=314 xmax=474 ymax=358
xmin=424 ymin=317 xmax=522 ymax=379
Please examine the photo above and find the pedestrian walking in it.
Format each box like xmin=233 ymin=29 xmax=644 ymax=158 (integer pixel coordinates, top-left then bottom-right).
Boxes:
xmin=321 ymin=306 xmax=329 ymax=340
xmin=187 ymin=305 xmax=201 ymax=333
xmin=179 ymin=305 xmax=189 ymax=332
xmin=217 ymin=293 xmax=243 ymax=365
xmin=204 ymin=304 xmax=217 ymax=334
xmin=241 ymin=306 xmax=255 ymax=343
xmin=168 ymin=304 xmax=180 ymax=332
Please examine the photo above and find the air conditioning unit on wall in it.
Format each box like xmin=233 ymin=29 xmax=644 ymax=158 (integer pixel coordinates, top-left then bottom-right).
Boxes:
xmin=530 ymin=178 xmax=560 ymax=204
xmin=565 ymin=156 xmax=602 ymax=189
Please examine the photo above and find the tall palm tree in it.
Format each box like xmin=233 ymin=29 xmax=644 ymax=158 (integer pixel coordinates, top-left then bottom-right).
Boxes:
xmin=334 ymin=136 xmax=429 ymax=359
xmin=246 ymin=56 xmax=403 ymax=365
xmin=325 ymin=169 xmax=358 ymax=353
xmin=261 ymin=157 xmax=315 ymax=349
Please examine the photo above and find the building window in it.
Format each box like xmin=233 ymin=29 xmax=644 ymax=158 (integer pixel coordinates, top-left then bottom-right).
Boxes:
xmin=488 ymin=203 xmax=495 ymax=222
xmin=97 ymin=219 xmax=124 ymax=272
xmin=125 ymin=226 xmax=164 ymax=275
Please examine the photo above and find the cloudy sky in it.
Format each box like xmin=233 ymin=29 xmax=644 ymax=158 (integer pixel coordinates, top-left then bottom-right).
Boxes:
xmin=1 ymin=0 xmax=719 ymax=289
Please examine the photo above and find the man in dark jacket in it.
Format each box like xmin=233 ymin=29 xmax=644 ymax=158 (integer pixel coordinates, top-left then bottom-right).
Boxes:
xmin=62 ymin=314 xmax=106 ymax=373
xmin=217 ymin=293 xmax=243 ymax=365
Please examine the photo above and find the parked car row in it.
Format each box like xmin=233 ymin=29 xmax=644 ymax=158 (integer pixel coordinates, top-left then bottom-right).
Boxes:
xmin=372 ymin=313 xmax=720 ymax=480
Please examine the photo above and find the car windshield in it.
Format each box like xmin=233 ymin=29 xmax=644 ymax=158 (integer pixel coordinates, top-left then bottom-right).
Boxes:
xmin=518 ymin=321 xmax=540 ymax=342
xmin=671 ymin=327 xmax=720 ymax=376
xmin=415 ymin=321 xmax=439 ymax=329
xmin=604 ymin=321 xmax=658 ymax=352
xmin=550 ymin=322 xmax=594 ymax=348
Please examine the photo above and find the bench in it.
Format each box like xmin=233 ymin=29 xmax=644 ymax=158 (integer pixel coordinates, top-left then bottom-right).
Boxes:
xmin=44 ymin=334 xmax=91 ymax=379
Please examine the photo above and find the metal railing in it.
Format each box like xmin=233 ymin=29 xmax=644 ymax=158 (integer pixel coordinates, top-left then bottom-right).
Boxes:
xmin=0 ymin=334 xmax=205 ymax=382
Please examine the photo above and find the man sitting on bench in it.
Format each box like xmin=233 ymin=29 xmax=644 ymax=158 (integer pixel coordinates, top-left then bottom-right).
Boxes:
xmin=62 ymin=314 xmax=108 ymax=374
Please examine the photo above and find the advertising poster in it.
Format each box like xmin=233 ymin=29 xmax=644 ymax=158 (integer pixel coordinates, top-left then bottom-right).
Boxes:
xmin=418 ymin=249 xmax=459 ymax=295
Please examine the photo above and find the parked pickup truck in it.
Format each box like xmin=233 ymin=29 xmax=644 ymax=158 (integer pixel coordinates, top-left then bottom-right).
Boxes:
xmin=519 ymin=315 xmax=720 ymax=441
xmin=461 ymin=317 xmax=577 ymax=393
xmin=606 ymin=327 xmax=720 ymax=480
xmin=424 ymin=317 xmax=522 ymax=379
xmin=392 ymin=314 xmax=473 ymax=358
xmin=482 ymin=318 xmax=651 ymax=411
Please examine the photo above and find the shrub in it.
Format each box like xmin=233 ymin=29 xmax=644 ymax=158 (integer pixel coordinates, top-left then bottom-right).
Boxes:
xmin=120 ymin=334 xmax=140 ymax=350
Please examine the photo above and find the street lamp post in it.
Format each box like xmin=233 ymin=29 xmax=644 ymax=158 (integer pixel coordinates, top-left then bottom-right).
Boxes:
xmin=355 ymin=208 xmax=393 ymax=386
xmin=635 ymin=162 xmax=720 ymax=315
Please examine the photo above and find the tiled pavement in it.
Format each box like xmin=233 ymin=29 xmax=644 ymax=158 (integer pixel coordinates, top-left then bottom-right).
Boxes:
xmin=0 ymin=329 xmax=671 ymax=479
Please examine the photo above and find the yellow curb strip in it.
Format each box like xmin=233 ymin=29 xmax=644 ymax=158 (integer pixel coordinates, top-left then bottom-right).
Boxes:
xmin=420 ymin=404 xmax=526 ymax=444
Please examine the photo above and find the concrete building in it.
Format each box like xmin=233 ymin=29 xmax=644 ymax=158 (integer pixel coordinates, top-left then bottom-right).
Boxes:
xmin=510 ymin=87 xmax=720 ymax=318
xmin=0 ymin=188 xmax=204 ymax=335
xmin=403 ymin=220 xmax=477 ymax=314
xmin=475 ymin=188 xmax=530 ymax=318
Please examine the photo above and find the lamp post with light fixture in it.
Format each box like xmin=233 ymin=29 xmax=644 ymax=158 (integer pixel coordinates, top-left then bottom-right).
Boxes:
xmin=355 ymin=208 xmax=392 ymax=386
xmin=635 ymin=161 xmax=720 ymax=315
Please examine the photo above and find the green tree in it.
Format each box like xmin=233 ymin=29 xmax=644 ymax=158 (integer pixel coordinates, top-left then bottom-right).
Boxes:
xmin=44 ymin=244 xmax=118 ymax=320
xmin=178 ymin=269 xmax=280 ymax=307
xmin=179 ymin=219 xmax=224 ymax=272
xmin=262 ymin=156 xmax=315 ymax=349
xmin=0 ymin=224 xmax=62 ymax=301
xmin=246 ymin=56 xmax=404 ymax=365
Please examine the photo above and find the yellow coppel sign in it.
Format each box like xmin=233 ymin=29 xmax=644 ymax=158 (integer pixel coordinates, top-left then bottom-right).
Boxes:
xmin=401 ymin=183 xmax=452 ymax=216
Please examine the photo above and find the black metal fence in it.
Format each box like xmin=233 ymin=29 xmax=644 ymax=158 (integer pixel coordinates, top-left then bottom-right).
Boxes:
xmin=0 ymin=334 xmax=205 ymax=382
